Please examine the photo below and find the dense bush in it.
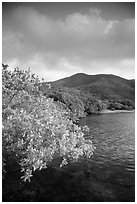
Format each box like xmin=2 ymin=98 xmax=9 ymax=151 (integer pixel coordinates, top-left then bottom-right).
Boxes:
xmin=2 ymin=64 xmax=95 ymax=182
xmin=120 ymin=99 xmax=135 ymax=109
xmin=47 ymin=87 xmax=86 ymax=120
xmin=108 ymin=99 xmax=135 ymax=110
xmin=69 ymin=89 xmax=104 ymax=114
xmin=47 ymin=86 xmax=104 ymax=117
xmin=108 ymin=101 xmax=123 ymax=110
xmin=82 ymin=97 xmax=103 ymax=114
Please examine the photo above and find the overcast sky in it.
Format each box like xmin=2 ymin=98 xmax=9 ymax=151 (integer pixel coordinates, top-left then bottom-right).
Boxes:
xmin=2 ymin=2 xmax=135 ymax=81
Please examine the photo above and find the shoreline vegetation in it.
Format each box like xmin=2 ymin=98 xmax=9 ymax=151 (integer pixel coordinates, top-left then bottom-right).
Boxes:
xmin=2 ymin=64 xmax=135 ymax=202
xmin=49 ymin=72 xmax=135 ymax=117
xmin=40 ymin=84 xmax=135 ymax=119
xmin=2 ymin=64 xmax=95 ymax=202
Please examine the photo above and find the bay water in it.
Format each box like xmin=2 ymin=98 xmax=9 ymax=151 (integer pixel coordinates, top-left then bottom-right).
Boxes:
xmin=80 ymin=112 xmax=135 ymax=201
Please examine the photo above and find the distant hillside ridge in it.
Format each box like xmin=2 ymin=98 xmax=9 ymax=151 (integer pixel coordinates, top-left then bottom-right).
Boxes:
xmin=51 ymin=73 xmax=134 ymax=88
xmin=51 ymin=73 xmax=135 ymax=101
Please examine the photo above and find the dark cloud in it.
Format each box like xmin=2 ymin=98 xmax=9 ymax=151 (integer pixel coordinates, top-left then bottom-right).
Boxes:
xmin=2 ymin=4 xmax=135 ymax=80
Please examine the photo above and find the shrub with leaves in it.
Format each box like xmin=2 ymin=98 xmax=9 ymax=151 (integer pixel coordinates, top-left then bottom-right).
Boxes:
xmin=2 ymin=64 xmax=95 ymax=182
xmin=47 ymin=87 xmax=86 ymax=120
xmin=61 ymin=91 xmax=86 ymax=119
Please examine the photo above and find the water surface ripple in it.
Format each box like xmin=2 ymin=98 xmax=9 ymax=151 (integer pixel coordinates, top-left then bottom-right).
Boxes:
xmin=80 ymin=112 xmax=135 ymax=201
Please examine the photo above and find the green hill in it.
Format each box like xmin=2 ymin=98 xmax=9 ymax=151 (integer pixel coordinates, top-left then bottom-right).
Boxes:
xmin=52 ymin=73 xmax=135 ymax=102
xmin=39 ymin=73 xmax=135 ymax=116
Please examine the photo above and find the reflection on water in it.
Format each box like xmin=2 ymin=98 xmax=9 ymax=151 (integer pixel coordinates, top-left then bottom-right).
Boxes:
xmin=80 ymin=112 xmax=135 ymax=201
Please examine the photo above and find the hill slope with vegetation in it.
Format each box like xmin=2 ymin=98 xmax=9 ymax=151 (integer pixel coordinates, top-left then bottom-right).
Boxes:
xmin=2 ymin=64 xmax=134 ymax=201
xmin=50 ymin=73 xmax=135 ymax=111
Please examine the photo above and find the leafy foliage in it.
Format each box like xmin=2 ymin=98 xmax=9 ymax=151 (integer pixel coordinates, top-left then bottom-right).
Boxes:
xmin=51 ymin=73 xmax=135 ymax=111
xmin=107 ymin=99 xmax=135 ymax=110
xmin=44 ymin=85 xmax=104 ymax=118
xmin=74 ymin=90 xmax=104 ymax=114
xmin=2 ymin=64 xmax=95 ymax=182
xmin=47 ymin=87 xmax=86 ymax=120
